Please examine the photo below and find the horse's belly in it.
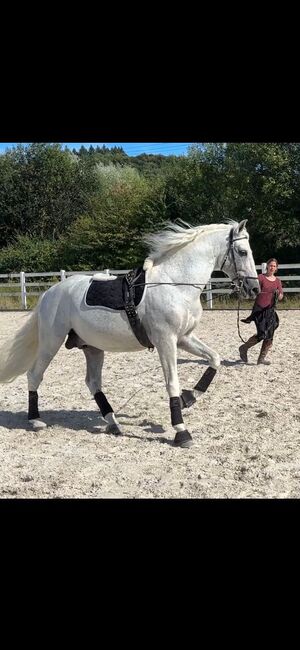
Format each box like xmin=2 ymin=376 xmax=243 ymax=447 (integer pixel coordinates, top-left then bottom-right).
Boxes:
xmin=72 ymin=308 xmax=145 ymax=352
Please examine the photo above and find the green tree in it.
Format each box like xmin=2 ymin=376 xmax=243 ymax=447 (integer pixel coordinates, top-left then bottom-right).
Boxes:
xmin=0 ymin=143 xmax=99 ymax=246
xmin=188 ymin=143 xmax=300 ymax=261
xmin=58 ymin=164 xmax=167 ymax=269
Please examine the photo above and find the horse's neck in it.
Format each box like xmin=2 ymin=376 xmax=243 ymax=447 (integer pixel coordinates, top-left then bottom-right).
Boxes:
xmin=148 ymin=229 xmax=228 ymax=288
xmin=149 ymin=239 xmax=217 ymax=287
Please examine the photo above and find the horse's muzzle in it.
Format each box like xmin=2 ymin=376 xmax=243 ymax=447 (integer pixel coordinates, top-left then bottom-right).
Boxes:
xmin=241 ymin=277 xmax=260 ymax=299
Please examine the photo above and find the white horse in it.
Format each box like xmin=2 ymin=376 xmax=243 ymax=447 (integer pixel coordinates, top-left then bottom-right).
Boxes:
xmin=0 ymin=219 xmax=259 ymax=448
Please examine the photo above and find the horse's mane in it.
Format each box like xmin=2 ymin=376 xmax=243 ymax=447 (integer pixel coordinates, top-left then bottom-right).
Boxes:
xmin=143 ymin=219 xmax=238 ymax=270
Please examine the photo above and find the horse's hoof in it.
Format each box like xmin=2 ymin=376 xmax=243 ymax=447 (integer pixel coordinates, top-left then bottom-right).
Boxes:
xmin=176 ymin=439 xmax=193 ymax=448
xmin=180 ymin=389 xmax=197 ymax=409
xmin=106 ymin=424 xmax=122 ymax=436
xmin=29 ymin=418 xmax=47 ymax=430
xmin=173 ymin=430 xmax=193 ymax=448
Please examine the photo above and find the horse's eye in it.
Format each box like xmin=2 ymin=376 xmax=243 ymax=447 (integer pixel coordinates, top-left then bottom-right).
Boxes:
xmin=239 ymin=250 xmax=247 ymax=257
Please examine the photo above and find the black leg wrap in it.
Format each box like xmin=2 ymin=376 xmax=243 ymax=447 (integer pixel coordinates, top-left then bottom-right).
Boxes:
xmin=94 ymin=391 xmax=113 ymax=417
xmin=28 ymin=391 xmax=39 ymax=420
xmin=170 ymin=396 xmax=183 ymax=426
xmin=194 ymin=366 xmax=217 ymax=393
xmin=174 ymin=429 xmax=193 ymax=448
xmin=180 ymin=389 xmax=197 ymax=409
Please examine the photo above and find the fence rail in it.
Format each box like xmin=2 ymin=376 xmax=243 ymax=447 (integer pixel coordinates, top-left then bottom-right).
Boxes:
xmin=0 ymin=264 xmax=300 ymax=309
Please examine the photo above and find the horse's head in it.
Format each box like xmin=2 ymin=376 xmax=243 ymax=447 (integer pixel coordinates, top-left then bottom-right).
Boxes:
xmin=220 ymin=220 xmax=259 ymax=298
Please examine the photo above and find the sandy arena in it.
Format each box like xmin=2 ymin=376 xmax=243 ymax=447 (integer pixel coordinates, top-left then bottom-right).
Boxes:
xmin=0 ymin=310 xmax=300 ymax=498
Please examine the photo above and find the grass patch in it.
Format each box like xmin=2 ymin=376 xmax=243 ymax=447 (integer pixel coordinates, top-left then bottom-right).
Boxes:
xmin=202 ymin=295 xmax=300 ymax=309
xmin=1 ymin=283 xmax=300 ymax=311
xmin=0 ymin=281 xmax=58 ymax=310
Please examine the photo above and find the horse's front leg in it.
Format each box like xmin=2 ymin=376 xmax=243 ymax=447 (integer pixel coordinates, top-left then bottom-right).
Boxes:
xmin=177 ymin=333 xmax=221 ymax=408
xmin=155 ymin=338 xmax=193 ymax=448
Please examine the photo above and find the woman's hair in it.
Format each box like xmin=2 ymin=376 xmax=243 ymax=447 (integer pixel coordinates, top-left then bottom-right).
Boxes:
xmin=266 ymin=258 xmax=279 ymax=267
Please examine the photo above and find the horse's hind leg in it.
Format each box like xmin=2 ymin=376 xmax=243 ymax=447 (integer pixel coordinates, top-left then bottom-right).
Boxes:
xmin=177 ymin=333 xmax=221 ymax=408
xmin=82 ymin=346 xmax=122 ymax=436
xmin=27 ymin=334 xmax=66 ymax=430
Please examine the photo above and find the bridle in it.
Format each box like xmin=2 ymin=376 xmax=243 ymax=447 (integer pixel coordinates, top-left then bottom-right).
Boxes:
xmin=220 ymin=228 xmax=258 ymax=291
xmin=220 ymin=228 xmax=260 ymax=343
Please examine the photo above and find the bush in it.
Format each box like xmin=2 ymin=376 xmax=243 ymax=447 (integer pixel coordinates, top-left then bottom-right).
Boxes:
xmin=0 ymin=235 xmax=59 ymax=273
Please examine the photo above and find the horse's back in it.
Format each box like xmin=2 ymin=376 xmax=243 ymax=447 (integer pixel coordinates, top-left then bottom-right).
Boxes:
xmin=39 ymin=273 xmax=144 ymax=352
xmin=38 ymin=274 xmax=90 ymax=336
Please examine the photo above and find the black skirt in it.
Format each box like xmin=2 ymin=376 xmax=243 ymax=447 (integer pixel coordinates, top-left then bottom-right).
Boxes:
xmin=241 ymin=304 xmax=279 ymax=341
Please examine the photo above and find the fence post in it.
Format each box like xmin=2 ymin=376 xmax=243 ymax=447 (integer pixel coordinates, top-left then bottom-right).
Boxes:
xmin=206 ymin=280 xmax=213 ymax=309
xmin=60 ymin=269 xmax=66 ymax=281
xmin=20 ymin=271 xmax=27 ymax=309
xmin=261 ymin=262 xmax=267 ymax=274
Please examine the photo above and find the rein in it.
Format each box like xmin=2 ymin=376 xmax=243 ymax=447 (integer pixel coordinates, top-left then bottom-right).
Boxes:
xmin=236 ymin=288 xmax=247 ymax=343
xmin=135 ymin=275 xmax=250 ymax=342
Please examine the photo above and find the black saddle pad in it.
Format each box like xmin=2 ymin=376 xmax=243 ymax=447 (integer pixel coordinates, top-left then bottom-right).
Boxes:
xmin=85 ymin=268 xmax=146 ymax=310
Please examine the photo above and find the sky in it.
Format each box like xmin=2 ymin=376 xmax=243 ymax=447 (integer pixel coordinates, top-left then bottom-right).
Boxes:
xmin=0 ymin=142 xmax=195 ymax=157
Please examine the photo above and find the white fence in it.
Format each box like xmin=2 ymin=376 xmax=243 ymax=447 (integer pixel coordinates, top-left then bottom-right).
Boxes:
xmin=204 ymin=263 xmax=300 ymax=308
xmin=0 ymin=264 xmax=300 ymax=309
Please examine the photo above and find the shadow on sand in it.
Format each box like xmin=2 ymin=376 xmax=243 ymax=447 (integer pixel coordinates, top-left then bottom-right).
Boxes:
xmin=0 ymin=408 xmax=173 ymax=444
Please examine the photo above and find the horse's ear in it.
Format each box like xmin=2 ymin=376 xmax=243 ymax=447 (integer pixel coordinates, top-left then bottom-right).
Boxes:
xmin=238 ymin=219 xmax=248 ymax=232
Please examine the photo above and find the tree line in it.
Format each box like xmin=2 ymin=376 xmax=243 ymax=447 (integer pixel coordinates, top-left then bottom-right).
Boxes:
xmin=0 ymin=142 xmax=299 ymax=273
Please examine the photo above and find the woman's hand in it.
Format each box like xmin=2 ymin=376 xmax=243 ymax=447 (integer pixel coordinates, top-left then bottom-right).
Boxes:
xmin=275 ymin=289 xmax=283 ymax=301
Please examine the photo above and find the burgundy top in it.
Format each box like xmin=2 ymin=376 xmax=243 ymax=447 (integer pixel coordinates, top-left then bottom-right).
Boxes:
xmin=254 ymin=273 xmax=283 ymax=309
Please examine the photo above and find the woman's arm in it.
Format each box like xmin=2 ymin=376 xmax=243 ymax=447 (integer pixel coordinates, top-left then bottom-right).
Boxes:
xmin=277 ymin=278 xmax=283 ymax=301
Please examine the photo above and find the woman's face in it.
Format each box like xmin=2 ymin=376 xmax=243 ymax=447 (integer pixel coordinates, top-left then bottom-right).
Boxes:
xmin=267 ymin=261 xmax=278 ymax=274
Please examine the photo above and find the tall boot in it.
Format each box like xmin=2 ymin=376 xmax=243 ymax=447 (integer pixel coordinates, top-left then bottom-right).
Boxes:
xmin=257 ymin=340 xmax=272 ymax=365
xmin=239 ymin=335 xmax=258 ymax=363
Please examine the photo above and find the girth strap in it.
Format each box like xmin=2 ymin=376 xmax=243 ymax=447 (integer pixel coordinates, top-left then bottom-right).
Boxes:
xmin=123 ymin=270 xmax=154 ymax=350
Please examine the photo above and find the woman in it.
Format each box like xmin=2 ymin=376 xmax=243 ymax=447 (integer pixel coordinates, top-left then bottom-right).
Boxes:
xmin=239 ymin=258 xmax=283 ymax=365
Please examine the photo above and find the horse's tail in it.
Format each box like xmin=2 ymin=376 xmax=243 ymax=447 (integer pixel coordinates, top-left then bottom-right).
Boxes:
xmin=0 ymin=308 xmax=39 ymax=383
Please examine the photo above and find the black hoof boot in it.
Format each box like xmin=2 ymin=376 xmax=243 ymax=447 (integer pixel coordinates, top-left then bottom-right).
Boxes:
xmin=180 ymin=389 xmax=196 ymax=409
xmin=173 ymin=429 xmax=193 ymax=448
